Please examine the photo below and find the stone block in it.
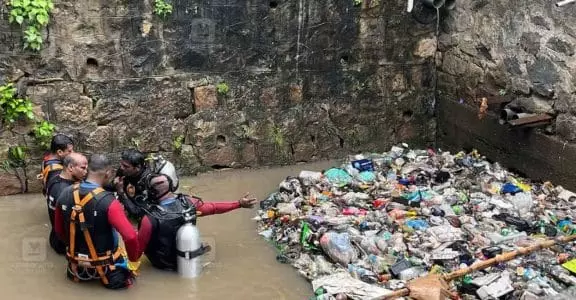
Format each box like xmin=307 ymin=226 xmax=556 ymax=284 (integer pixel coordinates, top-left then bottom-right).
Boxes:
xmin=520 ymin=32 xmax=542 ymax=55
xmin=510 ymin=78 xmax=531 ymax=95
xmin=509 ymin=97 xmax=554 ymax=114
xmin=260 ymin=87 xmax=278 ymax=108
xmin=0 ymin=172 xmax=22 ymax=196
xmin=202 ymin=145 xmax=236 ymax=167
xmin=441 ymin=50 xmax=468 ymax=76
xmin=414 ymin=38 xmax=437 ymax=58
xmin=86 ymin=126 xmax=113 ymax=153
xmin=179 ymin=145 xmax=202 ymax=173
xmin=546 ymin=37 xmax=575 ymax=57
xmin=554 ymin=90 xmax=576 ymax=114
xmin=528 ymin=56 xmax=560 ymax=85
xmin=556 ymin=114 xmax=576 ymax=142
xmin=289 ymin=84 xmax=303 ymax=103
xmin=193 ymin=85 xmax=218 ymax=112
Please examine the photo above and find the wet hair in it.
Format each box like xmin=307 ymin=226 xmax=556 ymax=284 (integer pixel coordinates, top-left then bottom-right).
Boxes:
xmin=50 ymin=134 xmax=74 ymax=153
xmin=88 ymin=154 xmax=113 ymax=173
xmin=121 ymin=148 xmax=146 ymax=168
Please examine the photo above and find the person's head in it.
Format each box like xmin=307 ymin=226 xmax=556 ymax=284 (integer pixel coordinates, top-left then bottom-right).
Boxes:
xmin=148 ymin=174 xmax=173 ymax=202
xmin=87 ymin=154 xmax=115 ymax=185
xmin=120 ymin=149 xmax=146 ymax=177
xmin=50 ymin=134 xmax=74 ymax=159
xmin=62 ymin=153 xmax=88 ymax=181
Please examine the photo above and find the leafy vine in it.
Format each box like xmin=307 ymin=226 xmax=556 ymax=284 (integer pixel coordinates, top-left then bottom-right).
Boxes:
xmin=6 ymin=0 xmax=55 ymax=51
xmin=154 ymin=0 xmax=173 ymax=18
xmin=0 ymin=82 xmax=56 ymax=193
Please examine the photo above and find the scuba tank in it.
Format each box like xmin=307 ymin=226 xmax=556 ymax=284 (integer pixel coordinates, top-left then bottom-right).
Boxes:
xmin=147 ymin=154 xmax=179 ymax=192
xmin=175 ymin=196 xmax=211 ymax=278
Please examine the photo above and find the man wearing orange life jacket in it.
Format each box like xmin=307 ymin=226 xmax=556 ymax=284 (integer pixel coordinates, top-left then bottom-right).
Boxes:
xmin=45 ymin=152 xmax=88 ymax=255
xmin=54 ymin=154 xmax=141 ymax=289
xmin=39 ymin=134 xmax=74 ymax=196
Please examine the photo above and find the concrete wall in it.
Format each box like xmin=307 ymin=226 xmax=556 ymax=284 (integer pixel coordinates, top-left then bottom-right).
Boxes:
xmin=0 ymin=0 xmax=438 ymax=195
xmin=436 ymin=0 xmax=576 ymax=189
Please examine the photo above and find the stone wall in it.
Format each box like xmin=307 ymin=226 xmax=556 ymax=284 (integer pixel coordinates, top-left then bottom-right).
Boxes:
xmin=0 ymin=0 xmax=438 ymax=195
xmin=436 ymin=0 xmax=576 ymax=188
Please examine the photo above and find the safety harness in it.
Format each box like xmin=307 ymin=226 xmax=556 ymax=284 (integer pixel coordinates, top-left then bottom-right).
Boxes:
xmin=66 ymin=184 xmax=121 ymax=285
xmin=38 ymin=163 xmax=64 ymax=187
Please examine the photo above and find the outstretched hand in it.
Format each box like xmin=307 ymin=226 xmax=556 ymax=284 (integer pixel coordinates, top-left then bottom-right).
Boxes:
xmin=238 ymin=192 xmax=258 ymax=208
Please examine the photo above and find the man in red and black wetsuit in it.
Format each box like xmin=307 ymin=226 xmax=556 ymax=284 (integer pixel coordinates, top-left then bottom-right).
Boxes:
xmin=39 ymin=134 xmax=74 ymax=196
xmin=137 ymin=174 xmax=257 ymax=271
xmin=45 ymin=152 xmax=88 ymax=255
xmin=54 ymin=154 xmax=142 ymax=289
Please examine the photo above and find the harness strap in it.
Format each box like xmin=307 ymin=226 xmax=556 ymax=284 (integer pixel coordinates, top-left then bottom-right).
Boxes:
xmin=38 ymin=163 xmax=64 ymax=185
xmin=176 ymin=244 xmax=211 ymax=260
xmin=66 ymin=249 xmax=122 ymax=266
xmin=68 ymin=184 xmax=111 ymax=285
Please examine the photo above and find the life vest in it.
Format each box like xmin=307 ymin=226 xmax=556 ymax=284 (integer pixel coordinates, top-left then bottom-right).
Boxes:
xmin=38 ymin=155 xmax=64 ymax=193
xmin=144 ymin=194 xmax=197 ymax=270
xmin=45 ymin=176 xmax=74 ymax=227
xmin=59 ymin=183 xmax=121 ymax=285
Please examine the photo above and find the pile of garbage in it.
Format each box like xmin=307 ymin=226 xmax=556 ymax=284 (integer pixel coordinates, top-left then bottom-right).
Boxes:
xmin=254 ymin=144 xmax=576 ymax=300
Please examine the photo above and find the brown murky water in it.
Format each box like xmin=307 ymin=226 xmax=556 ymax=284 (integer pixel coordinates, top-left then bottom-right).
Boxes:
xmin=0 ymin=160 xmax=337 ymax=300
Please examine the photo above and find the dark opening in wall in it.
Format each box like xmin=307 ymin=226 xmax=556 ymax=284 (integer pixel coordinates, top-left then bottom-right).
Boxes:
xmin=340 ymin=55 xmax=349 ymax=63
xmin=403 ymin=110 xmax=414 ymax=121
xmin=86 ymin=58 xmax=99 ymax=67
xmin=269 ymin=1 xmax=278 ymax=8
xmin=216 ymin=135 xmax=226 ymax=145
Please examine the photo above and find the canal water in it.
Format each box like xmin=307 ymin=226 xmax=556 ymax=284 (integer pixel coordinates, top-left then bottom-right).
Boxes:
xmin=0 ymin=160 xmax=337 ymax=299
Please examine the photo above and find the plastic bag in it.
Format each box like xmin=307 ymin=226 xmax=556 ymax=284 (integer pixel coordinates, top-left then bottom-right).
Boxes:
xmin=260 ymin=192 xmax=283 ymax=210
xmin=320 ymin=232 xmax=358 ymax=267
xmin=360 ymin=236 xmax=381 ymax=255
xmin=299 ymin=170 xmax=324 ymax=186
xmin=324 ymin=168 xmax=353 ymax=187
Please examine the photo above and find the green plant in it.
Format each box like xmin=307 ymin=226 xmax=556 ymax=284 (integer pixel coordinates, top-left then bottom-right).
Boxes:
xmin=269 ymin=125 xmax=284 ymax=147
xmin=172 ymin=135 xmax=184 ymax=152
xmin=0 ymin=83 xmax=35 ymax=124
xmin=0 ymin=81 xmax=54 ymax=194
xmin=154 ymin=0 xmax=173 ymax=18
xmin=6 ymin=146 xmax=27 ymax=167
xmin=353 ymin=0 xmax=362 ymax=6
xmin=7 ymin=0 xmax=55 ymax=51
xmin=1 ymin=145 xmax=29 ymax=193
xmin=131 ymin=137 xmax=141 ymax=149
xmin=216 ymin=82 xmax=229 ymax=95
xmin=32 ymin=120 xmax=55 ymax=149
xmin=499 ymin=89 xmax=507 ymax=96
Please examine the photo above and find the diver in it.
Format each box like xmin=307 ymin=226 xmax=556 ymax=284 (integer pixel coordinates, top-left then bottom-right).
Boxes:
xmin=137 ymin=174 xmax=257 ymax=271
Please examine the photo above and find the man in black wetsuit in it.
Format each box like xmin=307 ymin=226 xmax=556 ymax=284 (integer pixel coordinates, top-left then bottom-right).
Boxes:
xmin=113 ymin=149 xmax=153 ymax=220
xmin=45 ymin=152 xmax=88 ymax=254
